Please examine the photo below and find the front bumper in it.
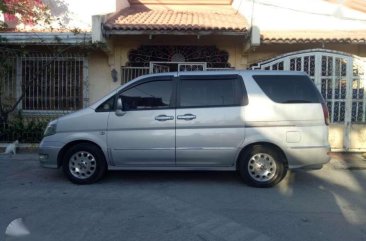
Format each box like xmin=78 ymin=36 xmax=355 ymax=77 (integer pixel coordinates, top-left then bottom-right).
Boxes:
xmin=39 ymin=140 xmax=64 ymax=168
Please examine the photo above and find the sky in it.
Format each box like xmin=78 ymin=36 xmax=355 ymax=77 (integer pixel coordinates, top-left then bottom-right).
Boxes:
xmin=4 ymin=0 xmax=366 ymax=31
xmin=61 ymin=0 xmax=116 ymax=30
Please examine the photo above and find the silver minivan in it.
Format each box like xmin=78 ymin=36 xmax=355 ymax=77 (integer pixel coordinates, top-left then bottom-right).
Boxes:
xmin=39 ymin=70 xmax=330 ymax=187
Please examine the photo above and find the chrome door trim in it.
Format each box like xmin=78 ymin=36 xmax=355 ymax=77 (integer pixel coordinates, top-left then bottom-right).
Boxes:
xmin=176 ymin=147 xmax=237 ymax=150
xmin=177 ymin=114 xmax=196 ymax=120
xmin=155 ymin=115 xmax=174 ymax=121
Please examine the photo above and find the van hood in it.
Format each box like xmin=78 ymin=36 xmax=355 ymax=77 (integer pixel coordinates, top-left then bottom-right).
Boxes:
xmin=56 ymin=107 xmax=108 ymax=133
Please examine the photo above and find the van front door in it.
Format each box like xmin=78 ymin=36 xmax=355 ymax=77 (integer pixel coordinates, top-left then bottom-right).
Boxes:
xmin=107 ymin=76 xmax=176 ymax=166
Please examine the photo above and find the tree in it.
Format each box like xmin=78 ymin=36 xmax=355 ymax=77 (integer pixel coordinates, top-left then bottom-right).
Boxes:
xmin=0 ymin=0 xmax=51 ymax=125
xmin=0 ymin=0 xmax=51 ymax=30
xmin=0 ymin=45 xmax=17 ymax=124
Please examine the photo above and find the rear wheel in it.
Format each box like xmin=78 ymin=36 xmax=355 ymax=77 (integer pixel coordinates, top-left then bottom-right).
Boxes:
xmin=62 ymin=143 xmax=107 ymax=184
xmin=238 ymin=145 xmax=287 ymax=187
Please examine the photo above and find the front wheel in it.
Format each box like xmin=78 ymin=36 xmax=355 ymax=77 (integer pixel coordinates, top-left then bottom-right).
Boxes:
xmin=238 ymin=145 xmax=287 ymax=188
xmin=62 ymin=143 xmax=107 ymax=184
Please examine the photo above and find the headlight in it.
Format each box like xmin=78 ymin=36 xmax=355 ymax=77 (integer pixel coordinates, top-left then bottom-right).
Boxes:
xmin=44 ymin=123 xmax=57 ymax=137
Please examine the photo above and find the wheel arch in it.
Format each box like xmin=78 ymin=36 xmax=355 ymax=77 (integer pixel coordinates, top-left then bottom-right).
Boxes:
xmin=236 ymin=142 xmax=288 ymax=170
xmin=57 ymin=140 xmax=107 ymax=167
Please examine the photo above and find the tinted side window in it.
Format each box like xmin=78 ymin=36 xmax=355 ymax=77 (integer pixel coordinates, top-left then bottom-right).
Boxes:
xmin=253 ymin=75 xmax=321 ymax=103
xmin=120 ymin=80 xmax=173 ymax=111
xmin=96 ymin=96 xmax=115 ymax=112
xmin=179 ymin=77 xmax=241 ymax=108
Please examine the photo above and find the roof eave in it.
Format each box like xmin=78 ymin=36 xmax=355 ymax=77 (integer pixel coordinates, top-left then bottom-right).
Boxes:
xmin=103 ymin=29 xmax=247 ymax=36
xmin=0 ymin=32 xmax=92 ymax=45
xmin=261 ymin=39 xmax=366 ymax=44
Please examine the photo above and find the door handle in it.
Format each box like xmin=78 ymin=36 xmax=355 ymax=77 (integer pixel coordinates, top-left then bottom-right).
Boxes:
xmin=177 ymin=114 xmax=196 ymax=120
xmin=155 ymin=115 xmax=174 ymax=121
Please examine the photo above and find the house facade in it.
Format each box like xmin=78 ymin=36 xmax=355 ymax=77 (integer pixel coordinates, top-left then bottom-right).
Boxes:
xmin=1 ymin=0 xmax=366 ymax=151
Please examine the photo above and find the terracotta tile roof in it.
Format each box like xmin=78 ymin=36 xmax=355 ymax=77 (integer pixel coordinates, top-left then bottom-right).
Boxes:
xmin=262 ymin=31 xmax=366 ymax=44
xmin=327 ymin=0 xmax=366 ymax=14
xmin=103 ymin=6 xmax=248 ymax=34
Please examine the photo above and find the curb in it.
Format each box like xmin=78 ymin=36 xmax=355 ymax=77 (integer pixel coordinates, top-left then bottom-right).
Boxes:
xmin=0 ymin=153 xmax=38 ymax=160
xmin=328 ymin=152 xmax=366 ymax=170
xmin=0 ymin=145 xmax=38 ymax=153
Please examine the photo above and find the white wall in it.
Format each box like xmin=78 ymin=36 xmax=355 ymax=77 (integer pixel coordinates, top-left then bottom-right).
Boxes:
xmin=232 ymin=0 xmax=366 ymax=30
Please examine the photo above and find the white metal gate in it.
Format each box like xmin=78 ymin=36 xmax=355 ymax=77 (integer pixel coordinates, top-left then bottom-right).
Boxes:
xmin=149 ymin=62 xmax=207 ymax=73
xmin=151 ymin=63 xmax=170 ymax=73
xmin=178 ymin=62 xmax=207 ymax=72
xmin=252 ymin=49 xmax=366 ymax=151
xmin=121 ymin=62 xmax=233 ymax=83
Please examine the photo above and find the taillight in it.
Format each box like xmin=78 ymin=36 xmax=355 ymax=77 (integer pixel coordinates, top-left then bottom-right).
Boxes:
xmin=321 ymin=102 xmax=329 ymax=125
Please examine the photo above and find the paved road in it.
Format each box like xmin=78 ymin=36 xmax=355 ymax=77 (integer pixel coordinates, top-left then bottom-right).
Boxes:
xmin=1 ymin=154 xmax=366 ymax=241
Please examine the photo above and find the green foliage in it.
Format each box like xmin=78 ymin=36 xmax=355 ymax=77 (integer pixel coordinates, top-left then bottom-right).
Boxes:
xmin=0 ymin=114 xmax=49 ymax=143
xmin=0 ymin=48 xmax=18 ymax=124
xmin=70 ymin=27 xmax=82 ymax=35
xmin=0 ymin=0 xmax=51 ymax=30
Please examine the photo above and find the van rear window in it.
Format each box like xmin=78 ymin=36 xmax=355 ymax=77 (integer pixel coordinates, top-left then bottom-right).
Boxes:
xmin=253 ymin=75 xmax=321 ymax=103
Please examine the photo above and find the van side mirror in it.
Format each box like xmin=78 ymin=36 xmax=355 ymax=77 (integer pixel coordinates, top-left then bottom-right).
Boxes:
xmin=115 ymin=97 xmax=126 ymax=116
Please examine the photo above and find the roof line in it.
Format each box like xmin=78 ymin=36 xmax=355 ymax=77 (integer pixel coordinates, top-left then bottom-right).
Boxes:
xmin=131 ymin=3 xmax=232 ymax=5
xmin=0 ymin=32 xmax=92 ymax=45
xmin=261 ymin=30 xmax=366 ymax=44
xmin=103 ymin=29 xmax=248 ymax=36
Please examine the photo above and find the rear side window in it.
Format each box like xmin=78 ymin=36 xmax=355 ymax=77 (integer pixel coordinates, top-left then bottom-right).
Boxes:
xmin=179 ymin=75 xmax=246 ymax=108
xmin=253 ymin=75 xmax=321 ymax=103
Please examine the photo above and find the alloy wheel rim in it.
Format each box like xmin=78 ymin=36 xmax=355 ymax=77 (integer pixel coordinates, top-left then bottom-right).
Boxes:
xmin=248 ymin=153 xmax=277 ymax=182
xmin=69 ymin=151 xmax=97 ymax=179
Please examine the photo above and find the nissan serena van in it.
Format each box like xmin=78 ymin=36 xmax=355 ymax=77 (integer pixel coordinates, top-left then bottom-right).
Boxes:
xmin=39 ymin=71 xmax=330 ymax=187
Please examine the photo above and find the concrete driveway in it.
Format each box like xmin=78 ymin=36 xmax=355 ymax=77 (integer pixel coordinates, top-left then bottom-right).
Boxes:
xmin=0 ymin=153 xmax=366 ymax=241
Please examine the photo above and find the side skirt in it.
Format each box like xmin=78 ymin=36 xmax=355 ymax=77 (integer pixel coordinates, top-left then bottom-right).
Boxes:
xmin=108 ymin=166 xmax=236 ymax=171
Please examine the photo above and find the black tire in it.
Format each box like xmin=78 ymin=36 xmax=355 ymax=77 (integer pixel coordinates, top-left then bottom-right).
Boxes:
xmin=238 ymin=145 xmax=287 ymax=188
xmin=62 ymin=143 xmax=107 ymax=184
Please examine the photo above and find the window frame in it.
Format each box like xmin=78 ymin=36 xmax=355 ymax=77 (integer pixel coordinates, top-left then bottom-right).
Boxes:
xmin=113 ymin=75 xmax=177 ymax=112
xmin=176 ymin=74 xmax=248 ymax=109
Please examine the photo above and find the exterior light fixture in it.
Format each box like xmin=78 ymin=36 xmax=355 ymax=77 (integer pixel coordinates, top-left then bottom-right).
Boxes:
xmin=111 ymin=68 xmax=118 ymax=82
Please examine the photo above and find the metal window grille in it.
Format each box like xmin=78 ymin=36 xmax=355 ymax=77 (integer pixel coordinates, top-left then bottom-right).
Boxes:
xmin=20 ymin=55 xmax=86 ymax=112
xmin=121 ymin=65 xmax=234 ymax=84
xmin=121 ymin=66 xmax=149 ymax=84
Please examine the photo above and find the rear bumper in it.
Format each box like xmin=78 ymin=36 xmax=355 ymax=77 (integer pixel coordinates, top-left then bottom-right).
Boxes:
xmin=286 ymin=145 xmax=331 ymax=169
xmin=39 ymin=140 xmax=63 ymax=168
